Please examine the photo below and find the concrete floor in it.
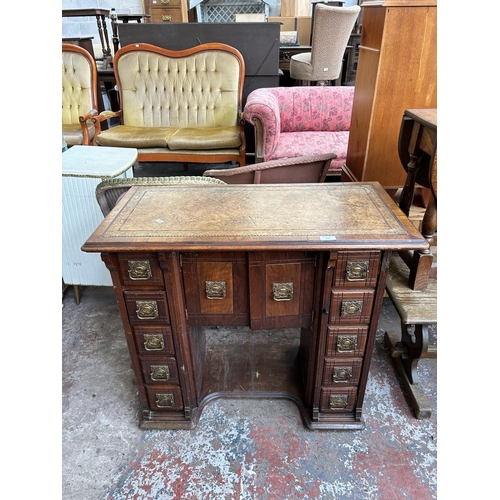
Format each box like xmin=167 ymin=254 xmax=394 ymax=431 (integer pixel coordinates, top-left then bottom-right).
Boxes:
xmin=62 ymin=162 xmax=437 ymax=499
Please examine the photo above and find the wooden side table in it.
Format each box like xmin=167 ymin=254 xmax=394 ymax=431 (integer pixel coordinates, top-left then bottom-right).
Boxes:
xmin=62 ymin=146 xmax=137 ymax=303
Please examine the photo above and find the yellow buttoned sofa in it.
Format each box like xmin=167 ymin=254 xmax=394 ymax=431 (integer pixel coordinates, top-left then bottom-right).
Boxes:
xmin=87 ymin=42 xmax=247 ymax=168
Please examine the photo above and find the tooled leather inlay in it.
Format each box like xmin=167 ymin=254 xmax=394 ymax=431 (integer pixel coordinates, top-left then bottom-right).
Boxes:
xmin=102 ymin=185 xmax=406 ymax=239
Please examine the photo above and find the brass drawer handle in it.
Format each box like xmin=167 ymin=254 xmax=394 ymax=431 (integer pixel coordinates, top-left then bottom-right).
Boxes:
xmin=156 ymin=393 xmax=174 ymax=407
xmin=345 ymin=260 xmax=369 ymax=281
xmin=136 ymin=300 xmax=159 ymax=320
xmin=329 ymin=394 xmax=348 ymax=409
xmin=161 ymin=0 xmax=170 ymax=3
xmin=341 ymin=300 xmax=363 ymax=317
xmin=162 ymin=15 xmax=172 ymax=21
xmin=143 ymin=334 xmax=164 ymax=351
xmin=333 ymin=366 xmax=352 ymax=383
xmin=205 ymin=280 xmax=226 ymax=299
xmin=150 ymin=365 xmax=170 ymax=381
xmin=337 ymin=335 xmax=357 ymax=353
xmin=128 ymin=260 xmax=152 ymax=280
xmin=273 ymin=282 xmax=293 ymax=301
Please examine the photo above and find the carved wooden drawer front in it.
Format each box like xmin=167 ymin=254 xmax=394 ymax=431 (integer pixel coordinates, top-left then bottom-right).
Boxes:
xmin=248 ymin=251 xmax=316 ymax=330
xmin=140 ymin=356 xmax=180 ymax=385
xmin=133 ymin=326 xmax=175 ymax=356
xmin=322 ymin=359 xmax=363 ymax=386
xmin=118 ymin=253 xmax=164 ymax=288
xmin=124 ymin=291 xmax=170 ymax=325
xmin=328 ymin=290 xmax=375 ymax=325
xmin=181 ymin=252 xmax=249 ymax=327
xmin=146 ymin=386 xmax=183 ymax=412
xmin=332 ymin=251 xmax=381 ymax=288
xmin=319 ymin=388 xmax=358 ymax=413
xmin=325 ymin=326 xmax=368 ymax=358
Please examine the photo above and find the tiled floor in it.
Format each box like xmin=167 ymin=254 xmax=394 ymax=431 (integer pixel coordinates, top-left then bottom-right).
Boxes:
xmin=62 ymin=161 xmax=437 ymax=499
xmin=62 ymin=286 xmax=437 ymax=500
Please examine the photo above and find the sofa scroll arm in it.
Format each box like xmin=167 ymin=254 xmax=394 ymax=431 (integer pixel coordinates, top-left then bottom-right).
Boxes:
xmin=77 ymin=109 xmax=98 ymax=146
xmin=88 ymin=110 xmax=123 ymax=145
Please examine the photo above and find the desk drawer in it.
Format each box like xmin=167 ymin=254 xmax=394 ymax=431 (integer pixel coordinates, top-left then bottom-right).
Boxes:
xmin=140 ymin=356 xmax=180 ymax=385
xmin=319 ymin=387 xmax=357 ymax=413
xmin=146 ymin=386 xmax=183 ymax=412
xmin=322 ymin=359 xmax=362 ymax=386
xmin=124 ymin=291 xmax=170 ymax=325
xmin=331 ymin=251 xmax=380 ymax=288
xmin=328 ymin=290 xmax=375 ymax=325
xmin=118 ymin=253 xmax=164 ymax=288
xmin=325 ymin=326 xmax=368 ymax=357
xmin=133 ymin=326 xmax=175 ymax=356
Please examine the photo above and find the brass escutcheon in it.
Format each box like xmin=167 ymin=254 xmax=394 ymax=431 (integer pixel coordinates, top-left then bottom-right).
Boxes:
xmin=273 ymin=282 xmax=293 ymax=301
xmin=150 ymin=365 xmax=170 ymax=381
xmin=329 ymin=394 xmax=348 ymax=409
xmin=205 ymin=281 xmax=226 ymax=299
xmin=345 ymin=260 xmax=369 ymax=281
xmin=136 ymin=300 xmax=159 ymax=320
xmin=143 ymin=334 xmax=164 ymax=351
xmin=128 ymin=260 xmax=152 ymax=280
xmin=161 ymin=0 xmax=170 ymax=3
xmin=341 ymin=300 xmax=363 ymax=317
xmin=333 ymin=366 xmax=352 ymax=383
xmin=162 ymin=15 xmax=172 ymax=21
xmin=337 ymin=335 xmax=357 ymax=353
xmin=156 ymin=393 xmax=174 ymax=407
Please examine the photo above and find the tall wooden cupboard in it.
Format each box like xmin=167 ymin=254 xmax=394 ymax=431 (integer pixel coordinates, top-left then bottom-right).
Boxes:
xmin=342 ymin=0 xmax=437 ymax=190
xmin=143 ymin=0 xmax=188 ymax=23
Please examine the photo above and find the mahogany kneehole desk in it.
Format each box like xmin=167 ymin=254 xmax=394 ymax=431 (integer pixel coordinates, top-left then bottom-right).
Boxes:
xmin=82 ymin=183 xmax=427 ymax=430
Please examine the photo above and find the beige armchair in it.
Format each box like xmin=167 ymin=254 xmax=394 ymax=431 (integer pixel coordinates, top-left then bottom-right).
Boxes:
xmin=62 ymin=43 xmax=98 ymax=146
xmin=89 ymin=42 xmax=247 ymax=169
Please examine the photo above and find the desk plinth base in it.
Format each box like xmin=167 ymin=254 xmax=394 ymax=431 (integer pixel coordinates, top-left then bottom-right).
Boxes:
xmin=139 ymin=342 xmax=364 ymax=430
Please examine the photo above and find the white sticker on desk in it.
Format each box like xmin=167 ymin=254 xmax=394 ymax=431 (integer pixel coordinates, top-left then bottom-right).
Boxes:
xmin=320 ymin=236 xmax=336 ymax=241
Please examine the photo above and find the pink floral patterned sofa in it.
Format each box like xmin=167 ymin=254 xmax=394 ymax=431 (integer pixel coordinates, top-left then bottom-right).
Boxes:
xmin=244 ymin=86 xmax=355 ymax=174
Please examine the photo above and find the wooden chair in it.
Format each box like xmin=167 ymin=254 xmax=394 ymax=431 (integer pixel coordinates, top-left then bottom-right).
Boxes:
xmin=384 ymin=108 xmax=437 ymax=419
xmin=62 ymin=43 xmax=98 ymax=146
xmin=202 ymin=153 xmax=337 ymax=184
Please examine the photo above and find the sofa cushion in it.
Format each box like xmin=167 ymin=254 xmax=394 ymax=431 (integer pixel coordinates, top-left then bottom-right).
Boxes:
xmin=63 ymin=122 xmax=95 ymax=146
xmin=267 ymin=131 xmax=349 ymax=171
xmin=96 ymin=125 xmax=177 ymax=148
xmin=167 ymin=126 xmax=242 ymax=151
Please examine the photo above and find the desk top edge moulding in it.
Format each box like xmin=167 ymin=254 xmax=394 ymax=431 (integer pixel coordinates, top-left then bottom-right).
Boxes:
xmin=82 ymin=183 xmax=427 ymax=430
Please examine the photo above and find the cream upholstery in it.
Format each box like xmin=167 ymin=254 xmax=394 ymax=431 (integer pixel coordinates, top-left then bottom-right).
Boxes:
xmin=289 ymin=5 xmax=360 ymax=85
xmin=62 ymin=43 xmax=98 ymax=146
xmin=90 ymin=43 xmax=247 ymax=167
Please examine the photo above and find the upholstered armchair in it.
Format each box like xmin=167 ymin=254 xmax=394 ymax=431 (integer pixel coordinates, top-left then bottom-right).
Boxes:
xmin=62 ymin=43 xmax=98 ymax=146
xmin=244 ymin=86 xmax=355 ymax=174
xmin=89 ymin=42 xmax=247 ymax=168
